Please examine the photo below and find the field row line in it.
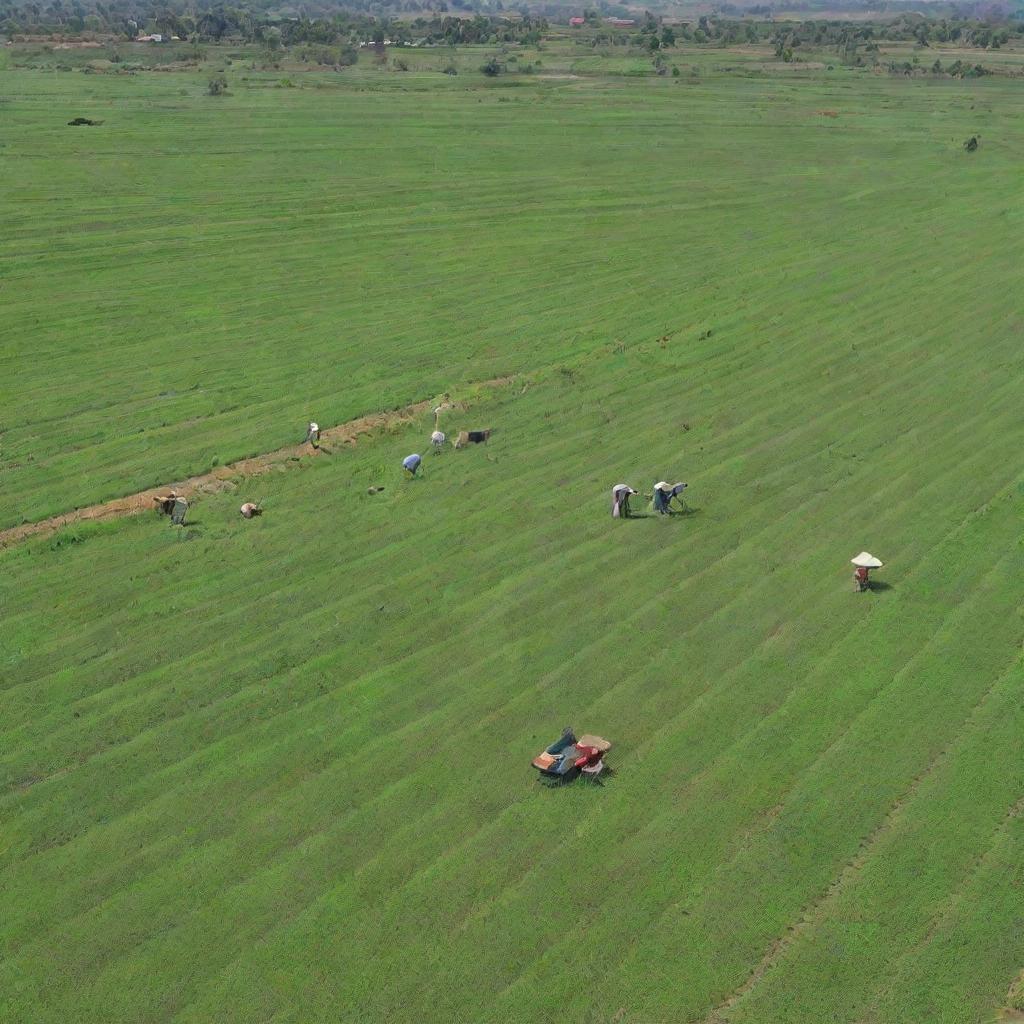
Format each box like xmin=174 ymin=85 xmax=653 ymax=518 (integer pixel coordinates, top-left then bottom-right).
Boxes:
xmin=487 ymin=494 xmax=1023 ymax=1020
xmin=2 ymin=290 xmax=1015 ymax=974
xmin=703 ymin=643 xmax=1024 ymax=1024
xmin=158 ymin=393 xmax=1024 ymax=1014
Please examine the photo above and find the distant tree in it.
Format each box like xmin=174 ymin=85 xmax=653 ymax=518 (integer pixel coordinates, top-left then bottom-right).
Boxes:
xmin=660 ymin=26 xmax=675 ymax=47
xmin=207 ymin=74 xmax=228 ymax=94
xmin=480 ymin=55 xmax=501 ymax=75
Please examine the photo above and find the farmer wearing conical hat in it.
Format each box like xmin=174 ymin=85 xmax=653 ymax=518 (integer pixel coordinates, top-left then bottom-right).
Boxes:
xmin=851 ymin=552 xmax=883 ymax=592
xmin=668 ymin=482 xmax=688 ymax=512
xmin=612 ymin=484 xmax=636 ymax=518
xmin=652 ymin=481 xmax=673 ymax=515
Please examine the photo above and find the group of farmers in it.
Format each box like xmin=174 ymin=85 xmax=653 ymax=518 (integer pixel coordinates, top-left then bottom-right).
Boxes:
xmin=150 ymin=411 xmax=886 ymax=594
xmin=401 ymin=407 xmax=493 ymax=477
xmin=612 ymin=481 xmax=689 ymax=519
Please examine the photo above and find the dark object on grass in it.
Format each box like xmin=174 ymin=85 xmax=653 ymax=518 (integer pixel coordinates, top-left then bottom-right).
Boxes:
xmin=964 ymin=135 xmax=979 ymax=152
xmin=367 ymin=486 xmax=385 ymax=495
xmin=153 ymin=491 xmax=178 ymax=516
xmin=67 ymin=117 xmax=103 ymax=126
xmin=454 ymin=429 xmax=492 ymax=449
xmin=170 ymin=497 xmax=189 ymax=526
xmin=532 ymin=728 xmax=611 ymax=782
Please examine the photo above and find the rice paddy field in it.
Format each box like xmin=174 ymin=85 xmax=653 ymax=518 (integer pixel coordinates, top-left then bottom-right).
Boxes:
xmin=2 ymin=39 xmax=1024 ymax=1023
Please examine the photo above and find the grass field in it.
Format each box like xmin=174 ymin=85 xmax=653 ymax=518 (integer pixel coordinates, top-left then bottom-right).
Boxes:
xmin=3 ymin=42 xmax=1024 ymax=1023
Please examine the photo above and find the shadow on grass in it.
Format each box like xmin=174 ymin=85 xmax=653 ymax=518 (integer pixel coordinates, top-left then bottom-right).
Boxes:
xmin=537 ymin=766 xmax=614 ymax=789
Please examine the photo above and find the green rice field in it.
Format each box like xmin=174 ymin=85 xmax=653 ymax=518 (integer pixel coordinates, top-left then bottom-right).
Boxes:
xmin=2 ymin=42 xmax=1024 ymax=1023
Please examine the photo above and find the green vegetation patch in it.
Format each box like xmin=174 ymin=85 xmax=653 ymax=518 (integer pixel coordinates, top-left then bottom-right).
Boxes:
xmin=2 ymin=49 xmax=1024 ymax=1024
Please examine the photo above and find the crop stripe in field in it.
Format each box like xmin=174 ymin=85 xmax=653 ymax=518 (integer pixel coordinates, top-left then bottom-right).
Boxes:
xmin=6 ymin=349 xmax=993 ymax=822
xmin=580 ymin=573 xmax=1022 ymax=1018
xmin=6 ymin=385 xmax=966 ymax=983
xmin=405 ymin=411 xmax=1024 ymax=995
xmin=2 ymin=313 xmax=1015 ymax=983
xmin=700 ymin=651 xmax=1024 ymax=1024
xmin=160 ymin=464 xmax=1024 ymax=1017
xmin=6 ymin=344 xmax=1015 ymax=966
xmin=852 ymin=791 xmax=1024 ymax=1024
xmin=0 ymin=375 xmax=518 ymax=550
xmin=2 ymin=202 xmax=997 ymax=583
xmin=4 ymin=272 xmax=1007 ymax=716
xmin=712 ymin=647 xmax=1024 ymax=1024
xmin=2 ymin=425 xmax=880 ymax=958
xmin=484 ymin=532 xmax=1022 ymax=1016
xmin=0 ymin=320 xmax=933 ymax=736
xmin=6 ymin=276 xmax=1015 ymax=1003
xmin=2 ymin=176 xmax=991 ymax=528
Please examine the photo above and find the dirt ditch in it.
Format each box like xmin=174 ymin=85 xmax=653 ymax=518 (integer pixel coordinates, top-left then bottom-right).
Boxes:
xmin=0 ymin=376 xmax=516 ymax=549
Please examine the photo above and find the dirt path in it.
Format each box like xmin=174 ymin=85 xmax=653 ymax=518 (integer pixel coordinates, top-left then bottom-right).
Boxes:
xmin=0 ymin=377 xmax=516 ymax=550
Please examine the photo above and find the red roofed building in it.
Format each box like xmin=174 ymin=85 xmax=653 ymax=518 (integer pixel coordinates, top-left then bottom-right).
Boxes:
xmin=569 ymin=16 xmax=585 ymax=26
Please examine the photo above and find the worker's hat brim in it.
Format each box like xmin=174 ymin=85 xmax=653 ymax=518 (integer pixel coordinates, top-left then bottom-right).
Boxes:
xmin=851 ymin=552 xmax=884 ymax=568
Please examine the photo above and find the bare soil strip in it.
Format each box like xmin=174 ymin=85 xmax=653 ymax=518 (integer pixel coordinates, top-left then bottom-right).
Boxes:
xmin=0 ymin=376 xmax=516 ymax=549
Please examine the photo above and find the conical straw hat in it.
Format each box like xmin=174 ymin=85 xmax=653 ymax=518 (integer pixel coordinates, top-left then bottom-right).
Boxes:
xmin=655 ymin=481 xmax=671 ymax=491
xmin=851 ymin=552 xmax=883 ymax=568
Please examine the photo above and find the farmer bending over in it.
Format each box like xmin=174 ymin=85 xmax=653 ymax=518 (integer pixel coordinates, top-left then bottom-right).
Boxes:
xmin=612 ymin=484 xmax=636 ymax=519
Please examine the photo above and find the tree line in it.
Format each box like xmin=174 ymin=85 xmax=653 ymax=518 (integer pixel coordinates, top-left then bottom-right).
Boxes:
xmin=0 ymin=0 xmax=546 ymax=42
xmin=2 ymin=0 xmax=1018 ymax=51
